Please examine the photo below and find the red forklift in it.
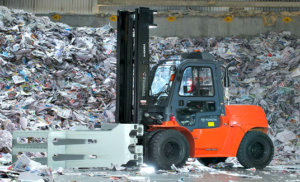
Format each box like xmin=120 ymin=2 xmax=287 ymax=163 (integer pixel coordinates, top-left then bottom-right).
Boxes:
xmin=116 ymin=7 xmax=273 ymax=169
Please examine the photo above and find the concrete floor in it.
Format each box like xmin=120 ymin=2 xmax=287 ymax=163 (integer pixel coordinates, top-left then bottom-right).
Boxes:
xmin=54 ymin=165 xmax=300 ymax=182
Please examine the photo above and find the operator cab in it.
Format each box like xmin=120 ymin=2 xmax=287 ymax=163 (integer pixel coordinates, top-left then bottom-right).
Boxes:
xmin=147 ymin=52 xmax=225 ymax=131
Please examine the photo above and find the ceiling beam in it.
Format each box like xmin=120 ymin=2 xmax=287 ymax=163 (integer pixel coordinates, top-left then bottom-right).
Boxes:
xmin=98 ymin=0 xmax=300 ymax=8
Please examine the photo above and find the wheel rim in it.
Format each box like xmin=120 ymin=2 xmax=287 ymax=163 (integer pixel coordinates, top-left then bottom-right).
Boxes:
xmin=162 ymin=140 xmax=181 ymax=162
xmin=248 ymin=142 xmax=265 ymax=159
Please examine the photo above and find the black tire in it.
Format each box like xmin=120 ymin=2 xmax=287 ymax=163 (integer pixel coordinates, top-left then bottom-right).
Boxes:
xmin=149 ymin=130 xmax=189 ymax=170
xmin=237 ymin=131 xmax=274 ymax=169
xmin=198 ymin=157 xmax=227 ymax=166
xmin=143 ymin=130 xmax=162 ymax=163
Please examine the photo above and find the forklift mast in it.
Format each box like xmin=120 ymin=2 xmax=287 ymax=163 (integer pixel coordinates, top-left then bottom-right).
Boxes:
xmin=116 ymin=7 xmax=156 ymax=124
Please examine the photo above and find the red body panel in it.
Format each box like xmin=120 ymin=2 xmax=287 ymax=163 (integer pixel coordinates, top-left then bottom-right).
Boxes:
xmin=148 ymin=105 xmax=268 ymax=158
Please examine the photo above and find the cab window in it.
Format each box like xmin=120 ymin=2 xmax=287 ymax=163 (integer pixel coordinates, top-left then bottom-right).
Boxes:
xmin=179 ymin=67 xmax=214 ymax=97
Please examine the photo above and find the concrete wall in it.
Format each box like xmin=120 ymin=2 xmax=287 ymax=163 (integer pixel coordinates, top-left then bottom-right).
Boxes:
xmin=0 ymin=0 xmax=98 ymax=14
xmin=37 ymin=14 xmax=300 ymax=37
xmin=2 ymin=0 xmax=299 ymax=15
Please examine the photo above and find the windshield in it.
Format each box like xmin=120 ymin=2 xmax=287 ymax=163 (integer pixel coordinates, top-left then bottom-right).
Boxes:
xmin=150 ymin=65 xmax=172 ymax=95
xmin=150 ymin=61 xmax=180 ymax=96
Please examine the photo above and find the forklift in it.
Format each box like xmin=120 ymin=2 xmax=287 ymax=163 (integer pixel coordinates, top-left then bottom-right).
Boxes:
xmin=116 ymin=7 xmax=274 ymax=170
xmin=12 ymin=7 xmax=274 ymax=170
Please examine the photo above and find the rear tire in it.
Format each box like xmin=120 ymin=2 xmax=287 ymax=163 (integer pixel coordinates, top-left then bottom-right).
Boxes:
xmin=198 ymin=157 xmax=227 ymax=166
xmin=149 ymin=130 xmax=189 ymax=170
xmin=237 ymin=131 xmax=274 ymax=169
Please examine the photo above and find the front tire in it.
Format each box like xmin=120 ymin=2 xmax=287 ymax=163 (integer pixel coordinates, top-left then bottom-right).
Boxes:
xmin=237 ymin=131 xmax=274 ymax=169
xmin=149 ymin=130 xmax=189 ymax=170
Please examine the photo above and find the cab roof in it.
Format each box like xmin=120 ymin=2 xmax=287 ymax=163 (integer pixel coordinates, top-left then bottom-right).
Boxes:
xmin=181 ymin=52 xmax=215 ymax=61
